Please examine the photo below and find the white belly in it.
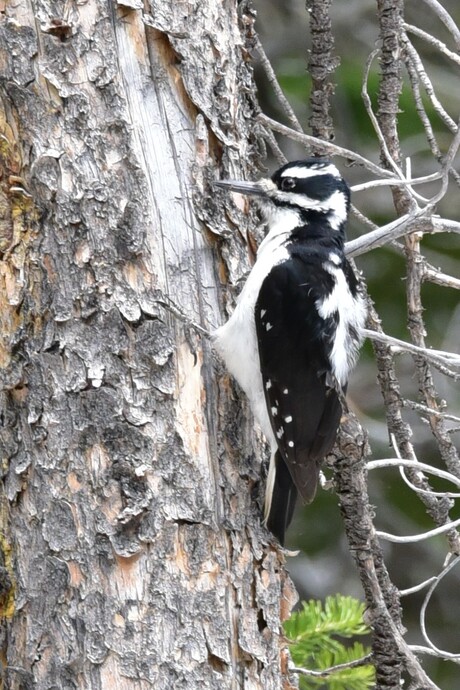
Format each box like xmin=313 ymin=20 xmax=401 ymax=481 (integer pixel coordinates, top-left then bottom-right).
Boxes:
xmin=212 ymin=229 xmax=291 ymax=448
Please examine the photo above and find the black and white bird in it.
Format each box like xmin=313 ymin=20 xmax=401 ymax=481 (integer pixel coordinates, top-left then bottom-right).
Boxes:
xmin=213 ymin=159 xmax=366 ymax=545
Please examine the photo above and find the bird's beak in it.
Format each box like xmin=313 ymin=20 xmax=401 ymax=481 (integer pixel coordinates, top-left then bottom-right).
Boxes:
xmin=214 ymin=179 xmax=267 ymax=197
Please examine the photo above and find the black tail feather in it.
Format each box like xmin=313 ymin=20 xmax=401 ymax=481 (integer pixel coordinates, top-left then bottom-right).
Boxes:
xmin=266 ymin=450 xmax=298 ymax=546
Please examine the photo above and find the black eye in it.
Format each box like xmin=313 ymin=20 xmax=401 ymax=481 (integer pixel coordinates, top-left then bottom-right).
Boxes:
xmin=281 ymin=177 xmax=296 ymax=191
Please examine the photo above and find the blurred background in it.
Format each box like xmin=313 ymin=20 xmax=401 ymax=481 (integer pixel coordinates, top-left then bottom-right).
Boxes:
xmin=252 ymin=0 xmax=460 ymax=686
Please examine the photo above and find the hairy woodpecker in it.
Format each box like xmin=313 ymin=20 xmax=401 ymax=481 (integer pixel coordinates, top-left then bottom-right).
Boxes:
xmin=213 ymin=159 xmax=366 ymax=545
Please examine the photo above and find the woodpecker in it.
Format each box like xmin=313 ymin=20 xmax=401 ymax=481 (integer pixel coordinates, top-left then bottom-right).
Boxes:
xmin=213 ymin=159 xmax=366 ymax=545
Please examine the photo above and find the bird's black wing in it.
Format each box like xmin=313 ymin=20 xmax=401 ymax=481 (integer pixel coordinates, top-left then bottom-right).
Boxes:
xmin=255 ymin=251 xmax=345 ymax=529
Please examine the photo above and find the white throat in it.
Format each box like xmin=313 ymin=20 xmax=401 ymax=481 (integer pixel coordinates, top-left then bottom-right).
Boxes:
xmin=257 ymin=206 xmax=301 ymax=255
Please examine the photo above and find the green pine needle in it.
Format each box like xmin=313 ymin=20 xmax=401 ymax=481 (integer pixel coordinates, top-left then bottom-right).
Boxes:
xmin=283 ymin=595 xmax=375 ymax=690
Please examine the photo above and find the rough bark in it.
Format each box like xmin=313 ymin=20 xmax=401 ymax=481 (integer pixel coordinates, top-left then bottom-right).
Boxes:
xmin=0 ymin=2 xmax=297 ymax=689
xmin=333 ymin=414 xmax=404 ymax=689
xmin=306 ymin=0 xmax=339 ymax=144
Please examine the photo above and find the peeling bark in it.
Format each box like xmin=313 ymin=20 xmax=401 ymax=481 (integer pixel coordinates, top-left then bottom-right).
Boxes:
xmin=0 ymin=2 xmax=297 ymax=689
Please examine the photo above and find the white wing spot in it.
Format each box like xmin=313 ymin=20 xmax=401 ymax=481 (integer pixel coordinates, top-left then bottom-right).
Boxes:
xmin=271 ymin=406 xmax=278 ymax=416
xmin=284 ymin=415 xmax=293 ymax=423
xmin=283 ymin=388 xmax=289 ymax=394
xmin=266 ymin=379 xmax=272 ymax=390
xmin=260 ymin=309 xmax=267 ymax=318
xmin=276 ymin=428 xmax=284 ymax=439
xmin=288 ymin=441 xmax=294 ymax=448
xmin=266 ymin=322 xmax=273 ymax=331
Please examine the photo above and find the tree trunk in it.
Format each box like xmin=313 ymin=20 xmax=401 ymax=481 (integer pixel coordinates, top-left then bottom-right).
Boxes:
xmin=0 ymin=2 xmax=297 ymax=688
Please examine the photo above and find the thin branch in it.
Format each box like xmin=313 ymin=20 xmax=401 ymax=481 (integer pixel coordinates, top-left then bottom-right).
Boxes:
xmin=400 ymin=577 xmax=437 ymax=597
xmin=427 ymin=118 xmax=460 ymax=206
xmin=291 ymin=654 xmax=374 ymax=678
xmin=154 ymin=297 xmax=211 ymax=337
xmin=402 ymin=399 xmax=460 ymax=424
xmin=418 ymin=0 xmax=460 ymax=49
xmin=345 ymin=212 xmax=460 ymax=261
xmin=254 ymin=36 xmax=304 ymax=133
xmin=345 ymin=211 xmax=424 ymax=257
xmin=427 ymin=360 xmax=460 ymax=382
xmin=431 ymin=217 xmax=460 ymax=234
xmin=420 ymin=556 xmax=460 ymax=659
xmin=350 ymin=204 xmax=378 ymax=231
xmin=423 ymin=266 xmax=460 ymax=291
xmin=403 ymin=22 xmax=460 ymax=67
xmin=257 ymin=123 xmax=288 ymax=165
xmin=402 ymin=37 xmax=460 ymax=191
xmin=409 ymin=645 xmax=460 ymax=664
xmin=366 ymin=458 xmax=460 ymax=490
xmin=362 ymin=49 xmax=405 ymax=179
xmin=398 ymin=466 xmax=460 ymax=499
xmin=367 ymin=304 xmax=460 ymax=556
xmin=361 ymin=328 xmax=460 ymax=369
xmin=351 ymin=171 xmax=442 ymax=193
xmin=257 ymin=113 xmax=394 ymax=178
xmin=403 ymin=38 xmax=458 ymax=134
xmin=376 ymin=517 xmax=460 ymax=544
xmin=400 ymin=47 xmax=442 ymax=165
xmin=404 ymin=212 xmax=460 ymax=480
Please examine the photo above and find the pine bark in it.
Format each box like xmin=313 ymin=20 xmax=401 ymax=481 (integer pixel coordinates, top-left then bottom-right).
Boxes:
xmin=0 ymin=2 xmax=297 ymax=688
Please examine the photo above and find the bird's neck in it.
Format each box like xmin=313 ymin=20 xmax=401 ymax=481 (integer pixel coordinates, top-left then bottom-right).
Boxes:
xmin=259 ymin=205 xmax=346 ymax=256
xmin=291 ymin=213 xmax=346 ymax=250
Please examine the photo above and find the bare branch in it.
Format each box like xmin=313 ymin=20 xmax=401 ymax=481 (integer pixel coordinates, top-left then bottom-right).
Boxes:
xmin=403 ymin=22 xmax=460 ymax=66
xmin=399 ymin=467 xmax=460 ymax=499
xmin=351 ymin=171 xmax=443 ymax=193
xmin=402 ymin=399 xmax=460 ymax=424
xmin=423 ymin=266 xmax=460 ymax=291
xmin=420 ymin=556 xmax=460 ymax=659
xmin=403 ymin=49 xmax=443 ymax=163
xmin=257 ymin=123 xmax=288 ymax=165
xmin=345 ymin=214 xmax=460 ymax=259
xmin=431 ymin=217 xmax=460 ymax=234
xmin=361 ymin=328 xmax=460 ymax=369
xmin=367 ymin=305 xmax=460 ymax=556
xmin=404 ymin=219 xmax=460 ymax=480
xmin=291 ymin=654 xmax=374 ymax=678
xmin=345 ymin=213 xmax=419 ymax=256
xmin=257 ymin=113 xmax=394 ymax=178
xmin=376 ymin=517 xmax=460 ymax=544
xmin=362 ymin=49 xmax=404 ymax=178
xmin=400 ymin=577 xmax=437 ymax=597
xmin=402 ymin=40 xmax=460 ymax=190
xmin=366 ymin=458 xmax=460 ymax=490
xmin=254 ymin=36 xmax=304 ymax=133
xmin=403 ymin=38 xmax=458 ymax=134
xmin=350 ymin=203 xmax=378 ymax=231
xmin=409 ymin=645 xmax=460 ymax=664
xmin=418 ymin=0 xmax=460 ymax=48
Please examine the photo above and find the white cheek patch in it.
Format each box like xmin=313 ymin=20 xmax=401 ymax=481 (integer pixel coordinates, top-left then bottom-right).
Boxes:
xmin=270 ymin=189 xmax=347 ymax=231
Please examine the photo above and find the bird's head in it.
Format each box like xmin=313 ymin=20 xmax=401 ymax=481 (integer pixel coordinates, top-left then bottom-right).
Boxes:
xmin=216 ymin=158 xmax=350 ymax=233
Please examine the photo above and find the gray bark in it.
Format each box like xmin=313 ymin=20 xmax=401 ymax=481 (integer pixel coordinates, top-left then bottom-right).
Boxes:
xmin=0 ymin=2 xmax=297 ymax=688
